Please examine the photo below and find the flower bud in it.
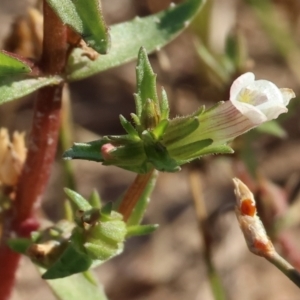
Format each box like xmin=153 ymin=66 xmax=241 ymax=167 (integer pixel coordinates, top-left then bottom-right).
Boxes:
xmin=233 ymin=178 xmax=275 ymax=256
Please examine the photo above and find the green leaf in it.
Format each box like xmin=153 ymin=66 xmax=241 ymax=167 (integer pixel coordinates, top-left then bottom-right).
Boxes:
xmin=64 ymin=188 xmax=92 ymax=211
xmin=44 ymin=271 xmax=108 ymax=300
xmin=0 ymin=51 xmax=31 ymax=76
xmin=67 ymin=0 xmax=205 ymax=81
xmin=119 ymin=115 xmax=139 ymax=139
xmin=135 ymin=47 xmax=159 ymax=118
xmin=225 ymin=31 xmax=247 ymax=72
xmin=63 ymin=140 xmax=106 ymax=162
xmin=46 ymin=0 xmax=110 ymax=54
xmin=0 ymin=76 xmax=63 ymax=105
xmin=195 ymin=41 xmax=229 ymax=85
xmin=126 ymin=224 xmax=159 ymax=237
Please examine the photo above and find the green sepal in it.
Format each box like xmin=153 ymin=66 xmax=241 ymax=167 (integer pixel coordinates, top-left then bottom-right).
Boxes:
xmin=100 ymin=202 xmax=113 ymax=217
xmin=46 ymin=0 xmax=110 ymax=54
xmin=162 ymin=116 xmax=200 ymax=148
xmin=64 ymin=188 xmax=92 ymax=211
xmin=119 ymin=115 xmax=140 ymax=139
xmin=151 ymin=119 xmax=169 ymax=140
xmin=160 ymin=88 xmax=170 ymax=120
xmin=88 ymin=189 xmax=102 ymax=209
xmin=130 ymin=113 xmax=141 ymax=127
xmin=167 ymin=139 xmax=213 ymax=161
xmin=0 ymin=51 xmax=31 ymax=76
xmin=189 ymin=144 xmax=234 ymax=158
xmin=126 ymin=224 xmax=159 ymax=238
xmin=142 ymin=131 xmax=181 ymax=172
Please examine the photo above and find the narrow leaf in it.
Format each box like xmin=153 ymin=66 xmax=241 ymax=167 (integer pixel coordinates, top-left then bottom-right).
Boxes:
xmin=119 ymin=115 xmax=139 ymax=139
xmin=64 ymin=188 xmax=92 ymax=211
xmin=126 ymin=224 xmax=159 ymax=237
xmin=67 ymin=0 xmax=205 ymax=81
xmin=0 ymin=76 xmax=62 ymax=105
xmin=63 ymin=140 xmax=106 ymax=162
xmin=88 ymin=189 xmax=102 ymax=209
xmin=135 ymin=47 xmax=159 ymax=118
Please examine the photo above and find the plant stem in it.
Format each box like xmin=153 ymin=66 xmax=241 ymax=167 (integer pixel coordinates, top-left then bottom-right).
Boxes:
xmin=265 ymin=251 xmax=300 ymax=288
xmin=0 ymin=2 xmax=67 ymax=299
xmin=118 ymin=170 xmax=155 ymax=222
xmin=14 ymin=0 xmax=67 ymax=231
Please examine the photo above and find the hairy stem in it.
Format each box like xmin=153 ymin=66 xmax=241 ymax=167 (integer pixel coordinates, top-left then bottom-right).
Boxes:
xmin=0 ymin=2 xmax=67 ymax=299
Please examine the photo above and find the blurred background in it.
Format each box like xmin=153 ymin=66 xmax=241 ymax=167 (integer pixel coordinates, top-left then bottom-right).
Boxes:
xmin=1 ymin=0 xmax=300 ymax=299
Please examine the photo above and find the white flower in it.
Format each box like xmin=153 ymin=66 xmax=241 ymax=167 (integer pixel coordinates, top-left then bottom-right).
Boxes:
xmin=194 ymin=72 xmax=295 ymax=145
xmin=230 ymin=72 xmax=295 ymax=123
xmin=163 ymin=72 xmax=296 ymax=160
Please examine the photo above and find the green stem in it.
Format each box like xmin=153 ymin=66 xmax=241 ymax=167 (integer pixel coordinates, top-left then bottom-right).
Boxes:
xmin=265 ymin=251 xmax=300 ymax=288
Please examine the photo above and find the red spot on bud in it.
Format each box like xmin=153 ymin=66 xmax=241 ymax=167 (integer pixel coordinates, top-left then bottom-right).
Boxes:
xmin=254 ymin=239 xmax=270 ymax=253
xmin=101 ymin=143 xmax=115 ymax=160
xmin=240 ymin=198 xmax=256 ymax=216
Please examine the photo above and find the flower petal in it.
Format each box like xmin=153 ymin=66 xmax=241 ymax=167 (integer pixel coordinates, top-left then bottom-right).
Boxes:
xmin=280 ymin=88 xmax=296 ymax=105
xmin=229 ymin=100 xmax=267 ymax=124
xmin=230 ymin=72 xmax=255 ymax=101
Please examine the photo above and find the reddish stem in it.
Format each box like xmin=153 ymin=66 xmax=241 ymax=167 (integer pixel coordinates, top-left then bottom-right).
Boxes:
xmin=0 ymin=2 xmax=67 ymax=299
xmin=118 ymin=170 xmax=154 ymax=222
xmin=13 ymin=85 xmax=63 ymax=228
